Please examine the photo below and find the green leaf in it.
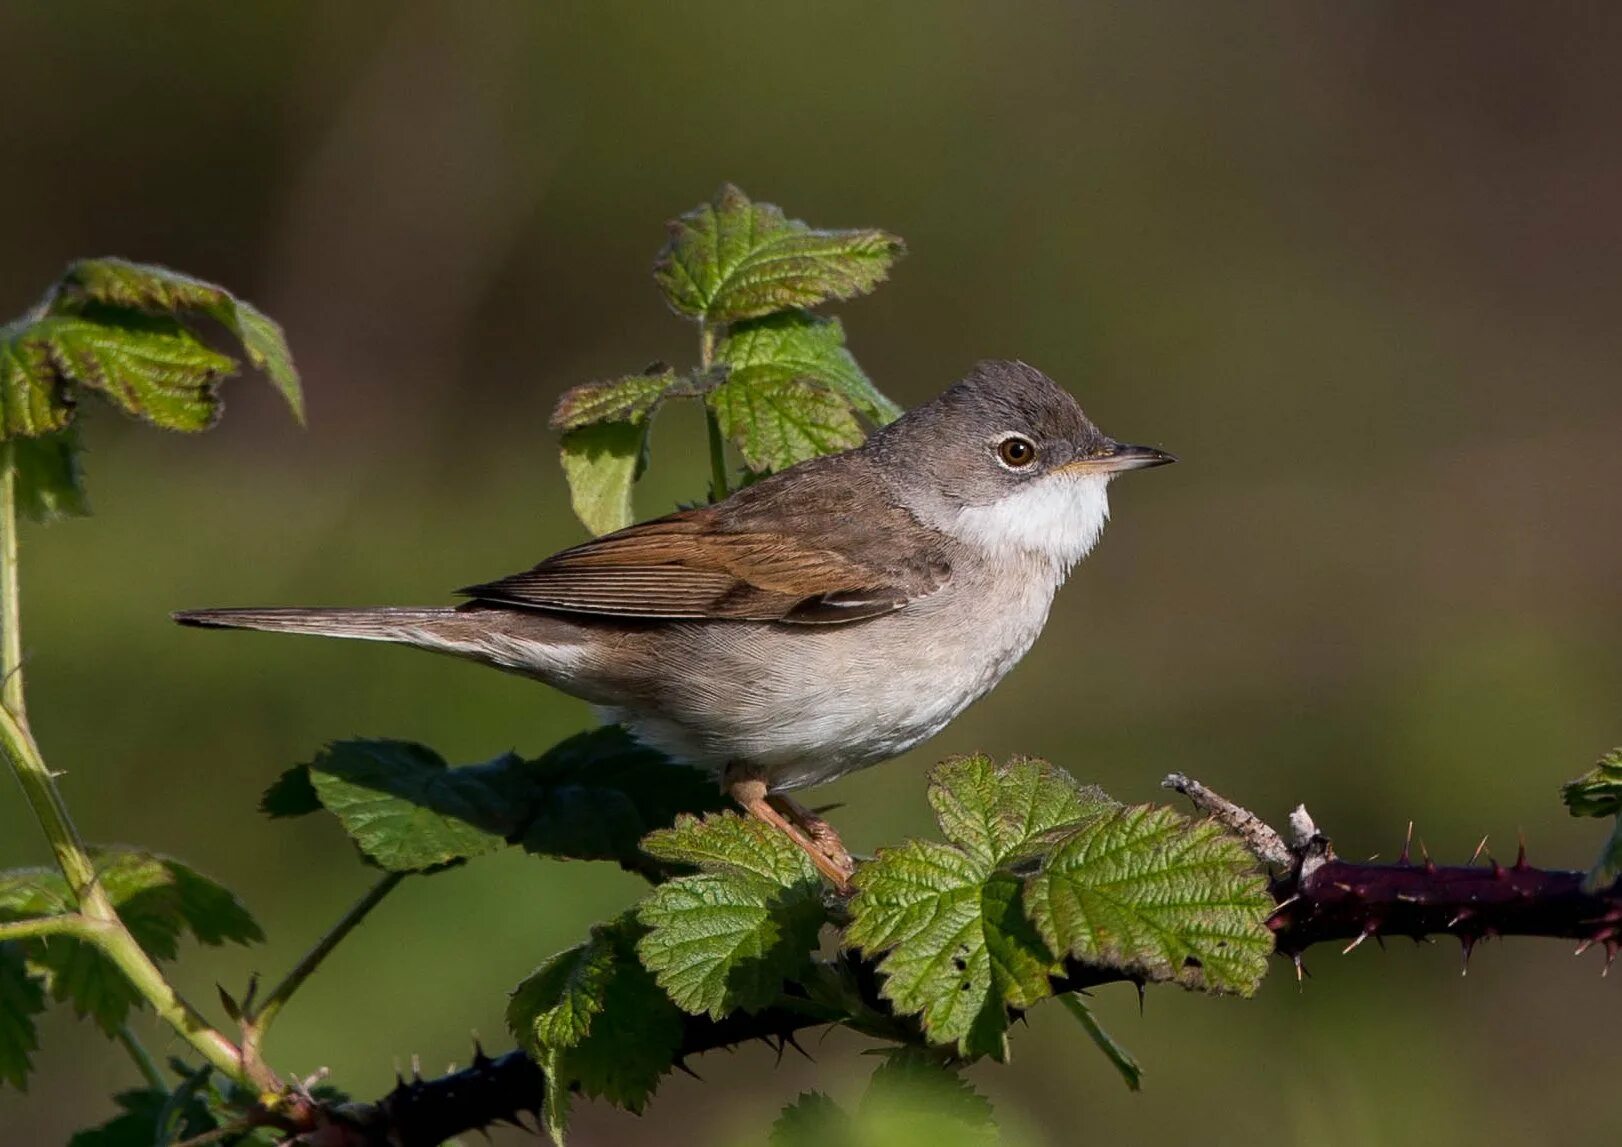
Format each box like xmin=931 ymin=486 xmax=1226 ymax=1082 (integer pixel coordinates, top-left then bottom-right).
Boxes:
xmin=303 ymin=740 xmax=513 ymax=873
xmin=0 ymin=319 xmax=82 ymax=437
xmin=716 ymin=311 xmax=900 ymax=424
xmin=11 ymin=428 xmax=90 ymax=522
xmin=1058 ymin=993 xmax=1141 ymax=1091
xmin=516 ymin=726 xmax=728 ymax=875
xmin=1024 ymin=803 xmax=1274 ymax=995
xmin=19 ymin=313 xmax=236 ymax=433
xmin=66 ymin=1083 xmax=217 ymax=1147
xmin=551 ymin=369 xmax=677 ymax=431
xmin=54 ymin=258 xmax=303 ymax=423
xmin=859 ymin=1049 xmax=996 ymax=1138
xmin=770 ymin=1092 xmax=851 ymax=1146
xmin=847 ymin=843 xmax=1054 ymax=1060
xmin=707 ymin=374 xmax=864 ymax=473
xmin=259 ymin=762 xmax=322 ymax=818
xmin=0 ymin=944 xmax=46 ymax=1091
xmin=635 ymin=813 xmax=827 ymax=1018
xmin=847 ymin=756 xmax=1096 ymax=1059
xmin=560 ymin=421 xmax=647 ymax=537
xmin=1562 ymin=748 xmax=1622 ymax=818
xmin=654 ymin=185 xmax=904 ymax=323
xmin=928 ymin=755 xmax=1104 ymax=869
xmin=2 ymin=853 xmax=261 ymax=1035
xmin=508 ymin=913 xmax=682 ymax=1141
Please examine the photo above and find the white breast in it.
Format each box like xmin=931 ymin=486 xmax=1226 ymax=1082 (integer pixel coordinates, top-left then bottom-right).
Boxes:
xmin=947 ymin=473 xmax=1112 ymax=572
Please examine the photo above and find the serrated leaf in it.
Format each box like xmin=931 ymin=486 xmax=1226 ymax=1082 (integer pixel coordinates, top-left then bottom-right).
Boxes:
xmin=0 ymin=944 xmax=46 ymax=1091
xmin=517 ymin=726 xmax=727 ymax=875
xmin=55 ymin=258 xmax=303 ymax=423
xmin=23 ymin=313 xmax=236 ymax=432
xmin=1058 ymin=993 xmax=1141 ymax=1091
xmin=716 ymin=311 xmax=901 ymax=425
xmin=66 ymin=1083 xmax=217 ymax=1147
xmin=860 ymin=1048 xmax=996 ymax=1136
xmin=707 ymin=375 xmax=864 ymax=473
xmin=304 ymin=740 xmax=512 ymax=872
xmin=635 ymin=814 xmax=826 ymax=1018
xmin=508 ymin=913 xmax=682 ymax=1141
xmin=770 ymin=1092 xmax=851 ymax=1146
xmin=0 ymin=320 xmax=80 ymax=437
xmin=560 ymin=421 xmax=647 ymax=536
xmin=1562 ymin=748 xmax=1622 ymax=818
xmin=655 ymin=185 xmax=904 ymax=323
xmin=1024 ymin=804 xmax=1273 ymax=995
xmin=551 ymin=370 xmax=677 ymax=431
xmin=847 ymin=841 xmax=1054 ymax=1060
xmin=11 ymin=428 xmax=90 ymax=522
xmin=259 ymin=763 xmax=322 ymax=819
xmin=929 ymin=755 xmax=1106 ymax=869
xmin=2 ymin=853 xmax=260 ymax=1035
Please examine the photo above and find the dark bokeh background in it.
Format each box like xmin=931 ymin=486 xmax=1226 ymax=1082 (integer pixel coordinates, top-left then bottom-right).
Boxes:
xmin=3 ymin=3 xmax=1620 ymax=1143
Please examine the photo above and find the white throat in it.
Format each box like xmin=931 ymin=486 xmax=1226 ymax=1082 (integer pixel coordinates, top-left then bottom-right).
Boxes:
xmin=946 ymin=473 xmax=1112 ymax=573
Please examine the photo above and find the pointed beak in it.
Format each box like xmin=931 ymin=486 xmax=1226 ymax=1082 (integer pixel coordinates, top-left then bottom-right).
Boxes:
xmin=1062 ymin=440 xmax=1178 ymax=475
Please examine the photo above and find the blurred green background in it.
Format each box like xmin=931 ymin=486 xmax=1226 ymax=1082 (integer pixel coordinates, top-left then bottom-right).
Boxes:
xmin=3 ymin=2 xmax=1620 ymax=1143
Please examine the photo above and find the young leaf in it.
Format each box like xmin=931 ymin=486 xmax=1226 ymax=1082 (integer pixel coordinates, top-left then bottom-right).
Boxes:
xmin=0 ymin=320 xmax=82 ymax=437
xmin=1057 ymin=993 xmax=1141 ymax=1091
xmin=11 ymin=428 xmax=90 ymax=522
xmin=53 ymin=257 xmax=304 ymax=423
xmin=654 ymin=185 xmax=904 ymax=323
xmin=859 ymin=1048 xmax=997 ymax=1137
xmin=302 ymin=740 xmax=513 ymax=873
xmin=1564 ymin=749 xmax=1622 ymax=890
xmin=0 ymin=944 xmax=46 ymax=1091
xmin=716 ymin=311 xmax=901 ymax=425
xmin=560 ymin=421 xmax=647 ymax=536
xmin=516 ymin=726 xmax=728 ymax=875
xmin=20 ymin=313 xmax=236 ymax=433
xmin=1561 ymin=748 xmax=1622 ymax=818
xmin=1024 ymin=803 xmax=1274 ymax=995
xmin=551 ymin=369 xmax=678 ymax=431
xmin=507 ymin=912 xmax=682 ymax=1142
xmin=635 ymin=813 xmax=827 ymax=1018
xmin=846 ymin=756 xmax=1092 ymax=1059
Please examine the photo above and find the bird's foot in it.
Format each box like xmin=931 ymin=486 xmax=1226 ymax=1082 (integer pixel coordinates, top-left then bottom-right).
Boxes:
xmin=725 ymin=771 xmax=854 ymax=893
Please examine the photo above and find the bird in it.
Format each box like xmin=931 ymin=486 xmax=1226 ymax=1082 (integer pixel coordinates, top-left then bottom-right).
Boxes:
xmin=175 ymin=360 xmax=1174 ymax=889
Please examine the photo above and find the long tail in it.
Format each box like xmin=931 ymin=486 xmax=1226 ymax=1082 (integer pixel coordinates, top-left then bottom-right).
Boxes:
xmin=172 ymin=606 xmax=460 ymax=642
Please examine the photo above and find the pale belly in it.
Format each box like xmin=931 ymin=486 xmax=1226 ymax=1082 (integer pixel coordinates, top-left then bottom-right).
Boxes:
xmin=594 ymin=568 xmax=1061 ymax=791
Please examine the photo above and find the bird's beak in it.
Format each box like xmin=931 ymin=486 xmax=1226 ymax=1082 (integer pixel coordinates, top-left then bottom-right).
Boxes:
xmin=1062 ymin=440 xmax=1178 ymax=475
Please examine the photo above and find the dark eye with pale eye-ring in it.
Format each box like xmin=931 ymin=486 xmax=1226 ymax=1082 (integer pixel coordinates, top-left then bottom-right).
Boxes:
xmin=997 ymin=435 xmax=1037 ymax=468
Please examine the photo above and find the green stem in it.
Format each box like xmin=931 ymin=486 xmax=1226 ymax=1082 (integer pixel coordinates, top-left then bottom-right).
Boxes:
xmin=0 ymin=448 xmax=262 ymax=1091
xmin=117 ymin=1025 xmax=168 ymax=1093
xmin=698 ymin=323 xmax=729 ymax=499
xmin=0 ymin=443 xmax=22 ymax=719
xmin=243 ymin=871 xmax=406 ymax=1061
xmin=0 ymin=912 xmax=103 ymax=943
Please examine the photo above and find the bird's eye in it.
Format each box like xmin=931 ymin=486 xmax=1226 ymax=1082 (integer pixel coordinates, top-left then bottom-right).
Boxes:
xmin=997 ymin=435 xmax=1037 ymax=468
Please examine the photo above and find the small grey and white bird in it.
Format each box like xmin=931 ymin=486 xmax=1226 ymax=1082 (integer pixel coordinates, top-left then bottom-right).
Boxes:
xmin=176 ymin=360 xmax=1173 ymax=887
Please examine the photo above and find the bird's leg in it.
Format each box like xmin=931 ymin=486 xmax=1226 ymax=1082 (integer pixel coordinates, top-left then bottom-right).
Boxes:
xmin=766 ymin=792 xmax=856 ymax=884
xmin=724 ymin=766 xmax=853 ymax=892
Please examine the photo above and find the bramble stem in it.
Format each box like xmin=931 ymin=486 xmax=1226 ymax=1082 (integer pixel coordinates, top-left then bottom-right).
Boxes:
xmin=245 ymin=870 xmax=406 ymax=1059
xmin=699 ymin=322 xmax=729 ymax=499
xmin=0 ymin=446 xmax=262 ymax=1090
xmin=0 ymin=912 xmax=104 ymax=943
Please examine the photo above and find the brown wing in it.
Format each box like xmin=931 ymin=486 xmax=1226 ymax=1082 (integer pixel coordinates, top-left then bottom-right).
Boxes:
xmin=458 ymin=456 xmax=951 ymax=624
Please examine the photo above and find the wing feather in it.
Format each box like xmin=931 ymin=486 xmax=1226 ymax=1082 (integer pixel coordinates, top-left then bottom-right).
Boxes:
xmin=458 ymin=458 xmax=951 ymax=624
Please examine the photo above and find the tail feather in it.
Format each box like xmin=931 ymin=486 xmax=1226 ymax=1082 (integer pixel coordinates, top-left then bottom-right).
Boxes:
xmin=172 ymin=606 xmax=459 ymax=642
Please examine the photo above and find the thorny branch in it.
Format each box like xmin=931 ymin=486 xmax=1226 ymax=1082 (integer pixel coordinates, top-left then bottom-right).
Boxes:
xmin=289 ymin=776 xmax=1622 ymax=1146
